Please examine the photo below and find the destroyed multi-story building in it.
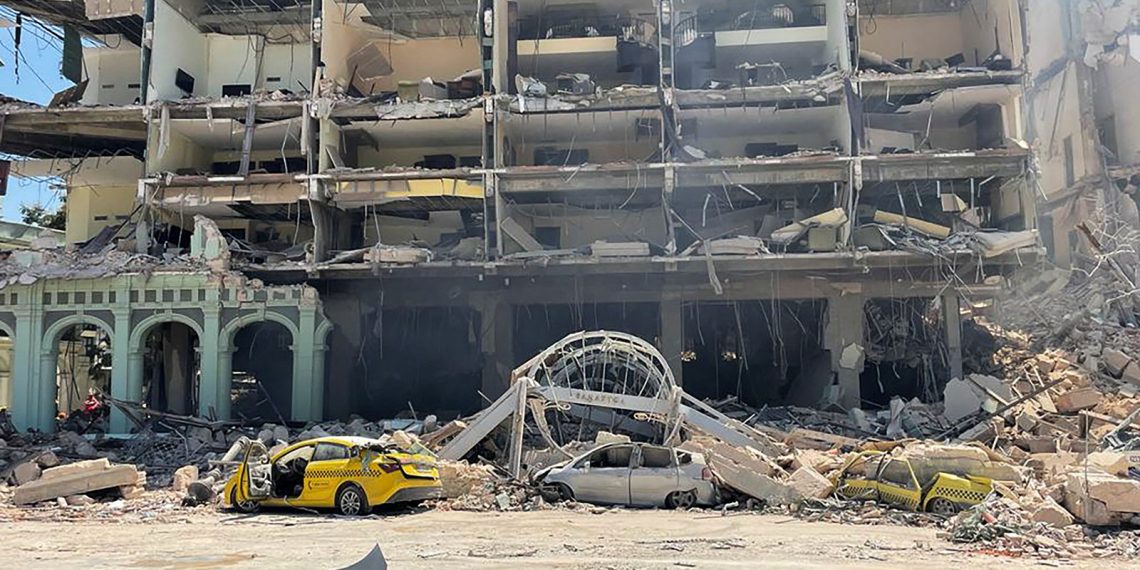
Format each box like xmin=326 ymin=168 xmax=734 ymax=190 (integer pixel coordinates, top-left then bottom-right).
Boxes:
xmin=1022 ymin=0 xmax=1140 ymax=268
xmin=0 ymin=0 xmax=1041 ymax=433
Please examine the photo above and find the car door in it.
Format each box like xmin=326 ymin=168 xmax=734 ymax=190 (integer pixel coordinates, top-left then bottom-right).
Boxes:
xmin=235 ymin=440 xmax=272 ymax=505
xmin=874 ymin=457 xmax=922 ymax=510
xmin=628 ymin=445 xmax=680 ymax=507
xmin=301 ymin=442 xmax=355 ymax=507
xmin=569 ymin=444 xmax=634 ymax=505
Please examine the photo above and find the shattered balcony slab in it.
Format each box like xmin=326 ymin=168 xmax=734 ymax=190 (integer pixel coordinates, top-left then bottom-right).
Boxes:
xmin=674 ymin=75 xmax=845 ymax=109
xmin=251 ymin=249 xmax=1037 ymax=289
xmin=326 ymin=171 xmax=483 ymax=211
xmin=675 ymin=153 xmax=849 ymax=187
xmin=860 ymin=149 xmax=1030 ymax=182
xmin=154 ymin=98 xmax=306 ymax=121
xmin=856 ymin=69 xmax=1024 ymax=97
xmin=146 ymin=175 xmax=306 ymax=217
xmin=496 ymin=163 xmax=667 ymax=195
xmin=0 ymin=105 xmax=148 ymax=157
xmin=329 ymin=97 xmax=482 ymax=120
xmin=504 ymin=86 xmax=660 ymax=114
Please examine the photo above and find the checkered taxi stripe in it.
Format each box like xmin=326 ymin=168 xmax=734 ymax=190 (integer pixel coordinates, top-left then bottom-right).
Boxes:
xmin=307 ymin=464 xmax=401 ymax=478
xmin=931 ymin=486 xmax=986 ymax=504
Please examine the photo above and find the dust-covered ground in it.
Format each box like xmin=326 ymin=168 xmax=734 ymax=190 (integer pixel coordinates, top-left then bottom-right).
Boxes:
xmin=0 ymin=509 xmax=1131 ymax=569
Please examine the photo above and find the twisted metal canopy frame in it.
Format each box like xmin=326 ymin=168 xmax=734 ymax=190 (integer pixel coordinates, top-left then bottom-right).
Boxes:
xmin=515 ymin=331 xmax=683 ymax=456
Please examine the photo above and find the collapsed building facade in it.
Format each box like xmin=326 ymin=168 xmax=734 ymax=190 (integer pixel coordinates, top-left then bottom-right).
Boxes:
xmin=1022 ymin=0 xmax=1140 ymax=268
xmin=0 ymin=0 xmax=1041 ymax=433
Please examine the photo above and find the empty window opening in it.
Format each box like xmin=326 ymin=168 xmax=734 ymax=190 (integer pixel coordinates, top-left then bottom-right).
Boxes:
xmin=860 ymin=298 xmax=947 ymax=408
xmin=354 ymin=306 xmax=483 ymax=419
xmin=232 ymin=321 xmax=294 ymax=422
xmin=141 ymin=322 xmax=201 ymax=416
xmin=682 ymin=300 xmax=827 ymax=408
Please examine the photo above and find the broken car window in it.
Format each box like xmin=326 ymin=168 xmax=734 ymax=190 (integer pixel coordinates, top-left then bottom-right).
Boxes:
xmin=312 ymin=443 xmax=351 ymax=462
xmin=587 ymin=445 xmax=634 ymax=468
xmin=639 ymin=446 xmax=674 ymax=468
xmin=879 ymin=459 xmax=916 ymax=490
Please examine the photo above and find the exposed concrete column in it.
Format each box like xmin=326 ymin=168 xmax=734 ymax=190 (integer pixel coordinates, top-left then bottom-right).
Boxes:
xmin=659 ymin=298 xmax=684 ymax=387
xmin=162 ymin=325 xmax=192 ymax=414
xmin=291 ymin=308 xmax=318 ymax=422
xmin=108 ymin=309 xmax=132 ymax=432
xmin=942 ymin=290 xmax=964 ymax=381
xmin=310 ymin=346 xmax=327 ymax=421
xmin=215 ymin=347 xmax=234 ymax=421
xmin=825 ymin=292 xmax=865 ymax=409
xmin=198 ymin=307 xmax=221 ymax=418
xmin=37 ymin=349 xmax=56 ymax=432
xmin=10 ymin=304 xmax=41 ymax=431
xmin=478 ymin=296 xmax=513 ymax=399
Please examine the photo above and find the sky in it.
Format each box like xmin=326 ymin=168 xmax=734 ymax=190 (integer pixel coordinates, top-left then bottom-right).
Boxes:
xmin=0 ymin=12 xmax=70 ymax=222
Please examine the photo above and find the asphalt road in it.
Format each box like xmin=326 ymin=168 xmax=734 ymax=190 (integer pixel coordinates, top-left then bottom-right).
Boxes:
xmin=0 ymin=509 xmax=1128 ymax=569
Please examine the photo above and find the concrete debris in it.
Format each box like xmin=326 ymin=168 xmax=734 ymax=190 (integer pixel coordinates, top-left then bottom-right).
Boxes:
xmin=12 ymin=462 xmax=42 ymax=486
xmin=171 ymin=465 xmax=198 ymax=493
xmin=13 ymin=458 xmax=143 ymax=506
xmin=1055 ymin=387 xmax=1103 ymax=413
xmin=1032 ymin=497 xmax=1075 ymax=528
xmin=785 ymin=467 xmax=834 ymax=500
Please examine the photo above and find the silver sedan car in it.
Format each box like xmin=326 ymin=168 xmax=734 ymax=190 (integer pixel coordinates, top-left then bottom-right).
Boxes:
xmin=534 ymin=442 xmax=719 ymax=508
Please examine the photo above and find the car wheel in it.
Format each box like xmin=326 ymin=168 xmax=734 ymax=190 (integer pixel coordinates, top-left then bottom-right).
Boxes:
xmin=666 ymin=490 xmax=696 ymax=509
xmin=541 ymin=483 xmax=574 ymax=502
xmin=336 ymin=484 xmax=368 ymax=516
xmin=927 ymin=497 xmax=960 ymax=515
xmin=229 ymin=488 xmax=259 ymax=513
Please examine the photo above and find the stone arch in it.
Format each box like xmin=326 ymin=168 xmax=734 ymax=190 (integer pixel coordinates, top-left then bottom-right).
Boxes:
xmin=129 ymin=311 xmax=205 ymax=416
xmin=315 ymin=319 xmax=333 ymax=346
xmin=0 ymin=316 xmax=14 ymax=414
xmin=222 ymin=312 xmax=299 ymax=422
xmin=220 ymin=311 xmax=299 ymax=351
xmin=38 ymin=313 xmax=116 ymax=431
xmin=41 ymin=313 xmax=116 ymax=354
xmin=128 ymin=312 xmax=204 ymax=353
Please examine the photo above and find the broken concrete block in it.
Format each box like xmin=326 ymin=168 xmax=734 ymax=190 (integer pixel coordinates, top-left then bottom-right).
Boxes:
xmin=1064 ymin=470 xmax=1140 ymax=524
xmin=1016 ymin=410 xmax=1038 ymax=431
xmin=679 ymin=436 xmax=783 ymax=478
xmin=848 ymin=408 xmax=872 ymax=433
xmin=1123 ymin=361 xmax=1140 ymax=387
xmin=839 ymin=343 xmax=864 ymax=370
xmin=1031 ymin=497 xmax=1074 ymax=527
xmin=1055 ymin=387 xmax=1102 ymax=413
xmin=899 ymin=443 xmax=1025 ymax=483
xmin=272 ymin=425 xmax=290 ymax=443
xmin=1027 ymin=452 xmax=1079 ymax=485
xmin=119 ymin=485 xmax=144 ymax=500
xmin=1086 ymin=452 xmax=1130 ymax=477
xmin=13 ymin=461 xmax=42 ymax=485
xmin=1103 ymin=348 xmax=1131 ymax=377
xmin=1067 ymin=470 xmax=1140 ymax=513
xmin=65 ymin=494 xmax=95 ymax=506
xmin=36 ymin=451 xmax=61 ymax=469
xmin=786 ymin=466 xmax=834 ymax=500
xmin=14 ymin=459 xmax=139 ymax=506
xmin=171 ymin=465 xmax=198 ymax=493
xmin=943 ymin=378 xmax=983 ymax=423
xmin=594 ymin=431 xmax=631 ymax=445
xmin=40 ymin=458 xmax=110 ymax=481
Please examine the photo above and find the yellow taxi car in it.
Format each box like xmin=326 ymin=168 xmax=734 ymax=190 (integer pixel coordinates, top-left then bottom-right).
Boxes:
xmin=831 ymin=450 xmax=993 ymax=514
xmin=222 ymin=435 xmax=442 ymax=516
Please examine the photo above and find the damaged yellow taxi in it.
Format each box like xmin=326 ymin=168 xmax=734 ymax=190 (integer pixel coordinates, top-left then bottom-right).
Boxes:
xmin=223 ymin=436 xmax=442 ymax=515
xmin=831 ymin=450 xmax=994 ymax=514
